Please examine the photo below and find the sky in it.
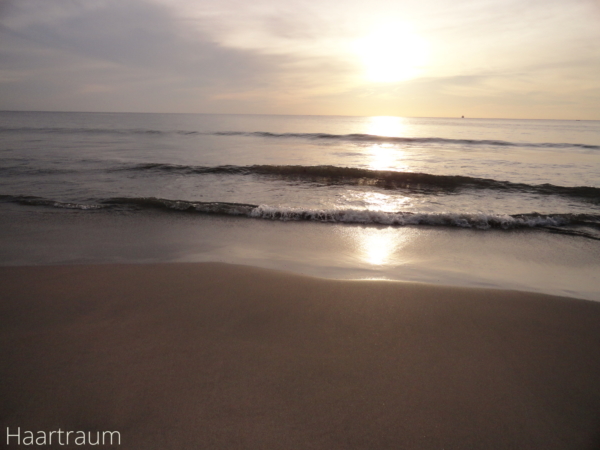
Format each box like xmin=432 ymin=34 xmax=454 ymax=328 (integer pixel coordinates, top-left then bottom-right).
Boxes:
xmin=1 ymin=0 xmax=599 ymax=119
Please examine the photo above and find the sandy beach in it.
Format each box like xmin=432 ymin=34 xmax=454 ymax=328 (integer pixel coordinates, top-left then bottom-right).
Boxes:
xmin=1 ymin=262 xmax=599 ymax=449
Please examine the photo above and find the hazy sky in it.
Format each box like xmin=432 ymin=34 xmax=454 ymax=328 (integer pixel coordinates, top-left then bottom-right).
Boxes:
xmin=1 ymin=0 xmax=599 ymax=119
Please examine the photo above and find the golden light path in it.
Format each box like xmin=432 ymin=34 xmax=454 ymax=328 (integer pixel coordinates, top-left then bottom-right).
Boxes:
xmin=346 ymin=116 xmax=415 ymax=268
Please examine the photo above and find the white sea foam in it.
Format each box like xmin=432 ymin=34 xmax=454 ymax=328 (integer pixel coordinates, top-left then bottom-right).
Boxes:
xmin=248 ymin=205 xmax=579 ymax=229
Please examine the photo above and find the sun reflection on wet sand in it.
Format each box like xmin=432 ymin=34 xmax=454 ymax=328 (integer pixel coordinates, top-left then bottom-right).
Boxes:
xmin=355 ymin=227 xmax=410 ymax=266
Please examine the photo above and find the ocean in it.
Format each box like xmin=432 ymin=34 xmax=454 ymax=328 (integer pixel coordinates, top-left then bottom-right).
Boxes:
xmin=1 ymin=111 xmax=599 ymax=300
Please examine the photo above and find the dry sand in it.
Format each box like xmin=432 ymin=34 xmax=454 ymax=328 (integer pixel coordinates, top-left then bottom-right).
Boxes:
xmin=1 ymin=263 xmax=599 ymax=449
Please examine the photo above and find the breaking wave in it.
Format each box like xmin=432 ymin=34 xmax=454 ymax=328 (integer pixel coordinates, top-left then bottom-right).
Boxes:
xmin=2 ymin=194 xmax=599 ymax=239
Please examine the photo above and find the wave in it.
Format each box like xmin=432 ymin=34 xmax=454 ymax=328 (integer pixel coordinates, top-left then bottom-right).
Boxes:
xmin=0 ymin=195 xmax=107 ymax=210
xmin=122 ymin=163 xmax=600 ymax=202
xmin=0 ymin=127 xmax=201 ymax=137
xmin=2 ymin=194 xmax=599 ymax=239
xmin=2 ymin=126 xmax=598 ymax=150
xmin=0 ymin=166 xmax=79 ymax=176
xmin=215 ymin=131 xmax=600 ymax=150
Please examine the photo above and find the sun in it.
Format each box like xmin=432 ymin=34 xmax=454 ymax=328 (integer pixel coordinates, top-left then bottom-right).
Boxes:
xmin=354 ymin=23 xmax=428 ymax=83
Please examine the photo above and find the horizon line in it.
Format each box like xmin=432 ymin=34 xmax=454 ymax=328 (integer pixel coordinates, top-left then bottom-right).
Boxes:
xmin=0 ymin=109 xmax=595 ymax=122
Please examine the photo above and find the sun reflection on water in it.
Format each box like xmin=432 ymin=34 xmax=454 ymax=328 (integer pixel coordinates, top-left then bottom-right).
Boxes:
xmin=361 ymin=191 xmax=410 ymax=212
xmin=366 ymin=144 xmax=404 ymax=171
xmin=362 ymin=116 xmax=408 ymax=172
xmin=367 ymin=116 xmax=406 ymax=137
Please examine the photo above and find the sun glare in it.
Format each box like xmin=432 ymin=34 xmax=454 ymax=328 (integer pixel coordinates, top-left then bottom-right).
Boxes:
xmin=355 ymin=24 xmax=428 ymax=83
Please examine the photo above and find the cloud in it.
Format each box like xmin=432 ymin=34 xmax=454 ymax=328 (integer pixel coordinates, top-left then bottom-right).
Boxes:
xmin=0 ymin=0 xmax=292 ymax=112
xmin=0 ymin=0 xmax=599 ymax=118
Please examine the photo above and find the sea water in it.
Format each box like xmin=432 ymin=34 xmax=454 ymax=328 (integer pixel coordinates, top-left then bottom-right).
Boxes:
xmin=1 ymin=111 xmax=599 ymax=299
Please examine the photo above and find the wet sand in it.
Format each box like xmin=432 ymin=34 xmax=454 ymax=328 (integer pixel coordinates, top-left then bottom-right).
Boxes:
xmin=1 ymin=263 xmax=599 ymax=449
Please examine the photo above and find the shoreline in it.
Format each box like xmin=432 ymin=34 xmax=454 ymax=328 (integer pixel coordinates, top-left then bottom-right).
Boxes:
xmin=1 ymin=262 xmax=600 ymax=448
xmin=2 ymin=205 xmax=600 ymax=302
